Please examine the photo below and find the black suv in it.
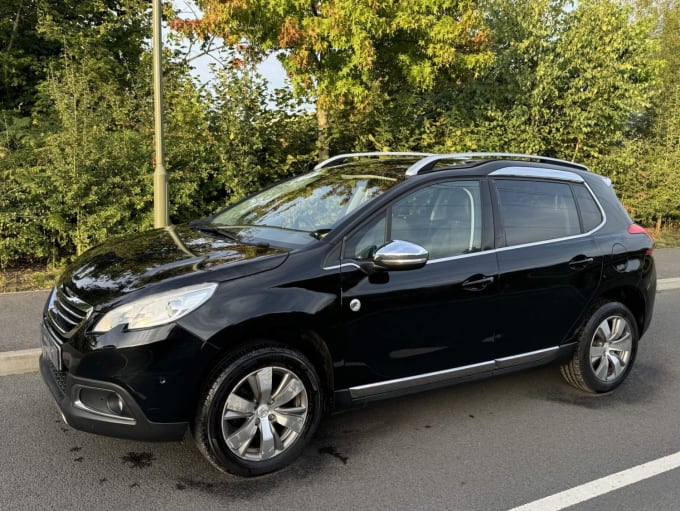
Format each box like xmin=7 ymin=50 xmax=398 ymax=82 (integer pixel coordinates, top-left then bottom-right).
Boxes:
xmin=40 ymin=152 xmax=656 ymax=476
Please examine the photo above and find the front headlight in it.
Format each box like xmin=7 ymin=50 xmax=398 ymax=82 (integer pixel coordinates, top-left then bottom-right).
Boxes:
xmin=93 ymin=283 xmax=218 ymax=333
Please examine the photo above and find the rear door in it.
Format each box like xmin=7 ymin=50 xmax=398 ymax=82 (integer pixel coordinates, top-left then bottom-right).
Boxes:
xmin=491 ymin=173 xmax=604 ymax=358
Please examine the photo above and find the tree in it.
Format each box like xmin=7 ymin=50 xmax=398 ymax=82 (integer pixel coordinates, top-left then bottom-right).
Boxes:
xmin=171 ymin=0 xmax=494 ymax=156
xmin=614 ymin=0 xmax=680 ymax=227
xmin=427 ymin=0 xmax=659 ymax=161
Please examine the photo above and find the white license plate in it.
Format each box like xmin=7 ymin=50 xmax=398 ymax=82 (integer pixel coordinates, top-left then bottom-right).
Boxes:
xmin=41 ymin=327 xmax=62 ymax=371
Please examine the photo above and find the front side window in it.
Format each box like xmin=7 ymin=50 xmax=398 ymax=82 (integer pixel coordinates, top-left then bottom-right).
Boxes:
xmin=495 ymin=179 xmax=580 ymax=246
xmin=346 ymin=181 xmax=483 ymax=260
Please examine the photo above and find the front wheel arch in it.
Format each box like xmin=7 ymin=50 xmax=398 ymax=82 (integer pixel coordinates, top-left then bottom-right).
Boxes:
xmin=192 ymin=342 xmax=324 ymax=476
xmin=201 ymin=319 xmax=336 ymax=410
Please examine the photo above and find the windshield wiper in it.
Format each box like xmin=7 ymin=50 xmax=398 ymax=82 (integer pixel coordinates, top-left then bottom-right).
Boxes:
xmin=193 ymin=225 xmax=270 ymax=249
xmin=310 ymin=229 xmax=331 ymax=240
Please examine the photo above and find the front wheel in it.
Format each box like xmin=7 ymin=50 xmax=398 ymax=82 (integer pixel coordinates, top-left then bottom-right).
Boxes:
xmin=561 ymin=301 xmax=638 ymax=393
xmin=193 ymin=344 xmax=323 ymax=476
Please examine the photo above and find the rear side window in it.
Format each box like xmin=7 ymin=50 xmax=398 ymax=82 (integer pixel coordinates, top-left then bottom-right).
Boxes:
xmin=573 ymin=184 xmax=603 ymax=232
xmin=495 ymin=179 xmax=580 ymax=246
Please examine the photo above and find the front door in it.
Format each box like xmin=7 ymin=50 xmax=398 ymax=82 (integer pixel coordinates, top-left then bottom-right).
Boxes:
xmin=337 ymin=179 xmax=499 ymax=389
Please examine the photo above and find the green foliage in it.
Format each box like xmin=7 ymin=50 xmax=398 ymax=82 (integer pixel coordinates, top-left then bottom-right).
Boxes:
xmin=174 ymin=0 xmax=495 ymax=154
xmin=205 ymin=61 xmax=317 ymax=207
xmin=614 ymin=0 xmax=680 ymax=225
xmin=1 ymin=0 xmax=679 ymax=268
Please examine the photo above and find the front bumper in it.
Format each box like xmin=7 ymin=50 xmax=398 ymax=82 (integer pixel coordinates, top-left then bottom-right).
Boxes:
xmin=40 ymin=355 xmax=187 ymax=441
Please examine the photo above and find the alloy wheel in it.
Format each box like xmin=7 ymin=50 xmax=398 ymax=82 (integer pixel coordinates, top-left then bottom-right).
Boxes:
xmin=221 ymin=366 xmax=309 ymax=461
xmin=589 ymin=315 xmax=633 ymax=382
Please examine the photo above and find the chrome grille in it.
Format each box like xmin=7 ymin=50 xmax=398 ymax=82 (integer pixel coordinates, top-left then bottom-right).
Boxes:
xmin=46 ymin=285 xmax=93 ymax=340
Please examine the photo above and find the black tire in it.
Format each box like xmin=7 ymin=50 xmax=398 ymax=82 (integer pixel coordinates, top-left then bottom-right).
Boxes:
xmin=561 ymin=301 xmax=638 ymax=393
xmin=193 ymin=343 xmax=323 ymax=477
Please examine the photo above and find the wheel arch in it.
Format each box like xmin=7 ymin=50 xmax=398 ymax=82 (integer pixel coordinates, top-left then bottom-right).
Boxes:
xmin=200 ymin=315 xmax=336 ymax=412
xmin=596 ymin=285 xmax=646 ymax=336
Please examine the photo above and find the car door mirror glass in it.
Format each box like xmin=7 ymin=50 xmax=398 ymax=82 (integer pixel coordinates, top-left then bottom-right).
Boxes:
xmin=372 ymin=240 xmax=429 ymax=271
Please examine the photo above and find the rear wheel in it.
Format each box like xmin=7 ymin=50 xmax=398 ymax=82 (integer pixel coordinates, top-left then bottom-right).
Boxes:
xmin=193 ymin=344 xmax=323 ymax=476
xmin=561 ymin=301 xmax=638 ymax=393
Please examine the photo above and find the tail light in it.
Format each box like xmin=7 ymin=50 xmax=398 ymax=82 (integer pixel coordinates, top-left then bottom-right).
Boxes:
xmin=628 ymin=224 xmax=654 ymax=254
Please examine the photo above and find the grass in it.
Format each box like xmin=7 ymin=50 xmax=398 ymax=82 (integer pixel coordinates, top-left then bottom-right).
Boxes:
xmin=1 ymin=225 xmax=679 ymax=293
xmin=650 ymin=225 xmax=680 ymax=248
xmin=0 ymin=266 xmax=62 ymax=293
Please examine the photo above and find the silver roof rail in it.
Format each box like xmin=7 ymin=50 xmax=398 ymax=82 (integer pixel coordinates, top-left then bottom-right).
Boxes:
xmin=404 ymin=152 xmax=589 ymax=176
xmin=314 ymin=152 xmax=433 ymax=170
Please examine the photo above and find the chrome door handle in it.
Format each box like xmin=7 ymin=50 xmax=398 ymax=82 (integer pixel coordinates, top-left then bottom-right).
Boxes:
xmin=568 ymin=256 xmax=594 ymax=270
xmin=462 ymin=275 xmax=495 ymax=291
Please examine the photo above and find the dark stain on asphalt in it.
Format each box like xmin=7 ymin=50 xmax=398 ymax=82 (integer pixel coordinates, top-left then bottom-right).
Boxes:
xmin=469 ymin=414 xmax=475 ymax=418
xmin=176 ymin=478 xmax=214 ymax=491
xmin=99 ymin=478 xmax=107 ymax=484
xmin=546 ymin=363 xmax=663 ymax=409
xmin=169 ymin=443 xmax=356 ymax=501
xmin=318 ymin=446 xmax=348 ymax=465
xmin=73 ymin=456 xmax=83 ymax=463
xmin=121 ymin=452 xmax=155 ymax=469
xmin=70 ymin=446 xmax=82 ymax=452
xmin=424 ymin=424 xmax=432 ymax=428
xmin=546 ymin=391 xmax=610 ymax=409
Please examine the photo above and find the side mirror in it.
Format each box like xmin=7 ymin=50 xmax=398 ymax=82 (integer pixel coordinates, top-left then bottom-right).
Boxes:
xmin=372 ymin=240 xmax=429 ymax=271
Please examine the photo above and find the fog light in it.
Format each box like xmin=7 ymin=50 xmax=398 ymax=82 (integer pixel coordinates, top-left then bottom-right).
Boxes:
xmin=106 ymin=393 xmax=125 ymax=415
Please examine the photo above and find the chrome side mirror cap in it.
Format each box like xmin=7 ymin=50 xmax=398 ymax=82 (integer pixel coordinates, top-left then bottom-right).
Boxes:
xmin=372 ymin=240 xmax=429 ymax=271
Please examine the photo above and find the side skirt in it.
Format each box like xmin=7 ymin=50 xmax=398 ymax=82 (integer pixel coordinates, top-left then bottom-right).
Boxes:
xmin=333 ymin=344 xmax=576 ymax=409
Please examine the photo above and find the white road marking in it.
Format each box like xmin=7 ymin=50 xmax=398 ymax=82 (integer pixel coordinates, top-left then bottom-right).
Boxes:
xmin=509 ymin=451 xmax=680 ymax=511
xmin=658 ymin=277 xmax=680 ymax=291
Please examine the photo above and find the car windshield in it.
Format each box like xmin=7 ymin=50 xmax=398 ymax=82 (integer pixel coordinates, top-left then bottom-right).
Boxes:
xmin=209 ymin=165 xmax=404 ymax=247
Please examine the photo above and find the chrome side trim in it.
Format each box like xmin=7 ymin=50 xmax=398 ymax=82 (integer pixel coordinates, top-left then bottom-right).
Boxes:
xmin=315 ymin=152 xmax=432 ymax=170
xmin=494 ymin=346 xmax=560 ymax=369
xmin=348 ymin=346 xmax=561 ymax=399
xmin=489 ymin=166 xmax=584 ymax=183
xmin=349 ymin=361 xmax=495 ymax=399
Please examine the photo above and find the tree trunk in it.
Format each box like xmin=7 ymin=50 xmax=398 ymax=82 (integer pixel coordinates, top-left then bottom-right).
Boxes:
xmin=6 ymin=0 xmax=24 ymax=54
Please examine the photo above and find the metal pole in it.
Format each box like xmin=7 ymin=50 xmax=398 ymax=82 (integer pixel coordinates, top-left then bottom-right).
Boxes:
xmin=152 ymin=0 xmax=168 ymax=228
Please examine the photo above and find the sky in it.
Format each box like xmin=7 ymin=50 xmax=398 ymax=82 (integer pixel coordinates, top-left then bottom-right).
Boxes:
xmin=170 ymin=0 xmax=287 ymax=90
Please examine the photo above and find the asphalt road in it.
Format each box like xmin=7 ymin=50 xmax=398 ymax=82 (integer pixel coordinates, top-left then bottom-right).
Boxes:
xmin=1 ymin=287 xmax=680 ymax=510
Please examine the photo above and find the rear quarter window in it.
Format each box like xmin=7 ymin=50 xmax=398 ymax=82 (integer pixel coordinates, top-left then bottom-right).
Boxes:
xmin=573 ymin=184 xmax=603 ymax=232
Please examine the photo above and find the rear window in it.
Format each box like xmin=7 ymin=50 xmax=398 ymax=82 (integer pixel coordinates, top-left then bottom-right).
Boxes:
xmin=495 ymin=179 xmax=581 ymax=246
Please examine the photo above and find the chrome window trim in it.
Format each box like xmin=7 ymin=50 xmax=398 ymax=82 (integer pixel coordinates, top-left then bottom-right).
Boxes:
xmin=322 ymin=178 xmax=606 ymax=270
xmin=459 ymin=186 xmax=476 ymax=252
xmin=348 ymin=346 xmax=559 ymax=399
xmin=489 ymin=166 xmax=584 ymax=182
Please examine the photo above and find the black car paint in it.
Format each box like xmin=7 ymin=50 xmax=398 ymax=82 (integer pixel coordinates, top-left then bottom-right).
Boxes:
xmin=40 ymin=159 xmax=656 ymax=441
